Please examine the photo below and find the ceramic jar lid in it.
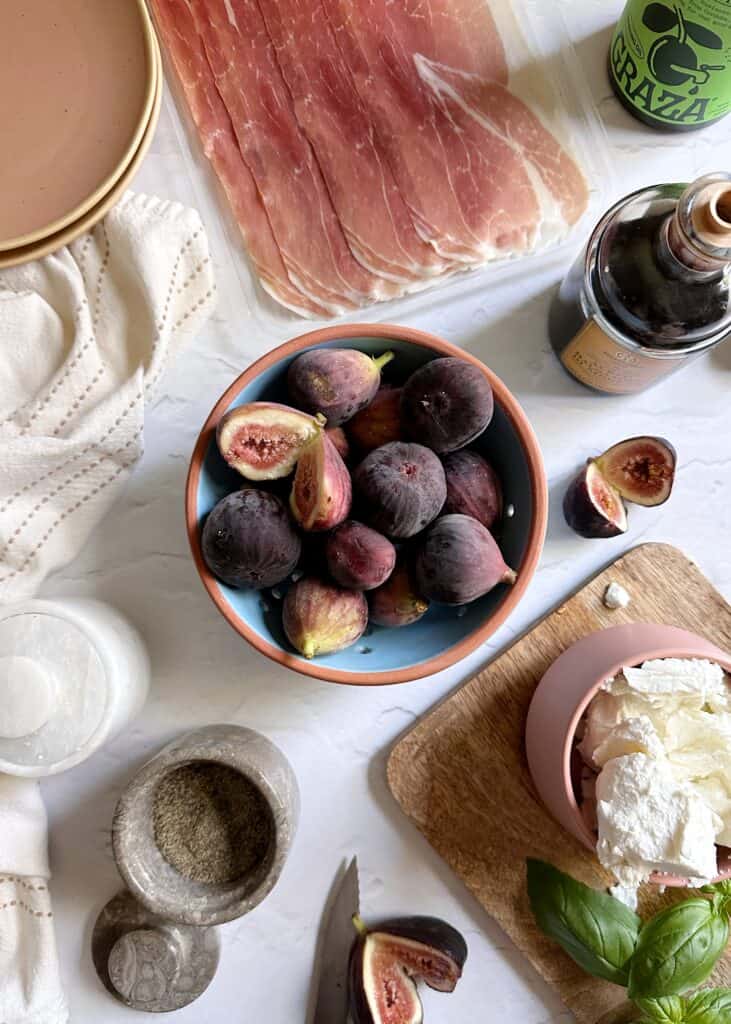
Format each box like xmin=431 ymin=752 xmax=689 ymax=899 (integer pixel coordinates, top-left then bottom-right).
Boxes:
xmin=0 ymin=609 xmax=108 ymax=773
xmin=0 ymin=599 xmax=150 ymax=777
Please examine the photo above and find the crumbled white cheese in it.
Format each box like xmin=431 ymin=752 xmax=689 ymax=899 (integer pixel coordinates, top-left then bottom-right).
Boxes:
xmin=596 ymin=753 xmax=721 ymax=889
xmin=592 ymin=715 xmax=665 ymax=768
xmin=603 ymin=582 xmax=631 ymax=610
xmin=610 ymin=883 xmax=639 ymax=911
xmin=580 ymin=658 xmax=731 ymax=896
xmin=622 ymin=658 xmax=726 ymax=698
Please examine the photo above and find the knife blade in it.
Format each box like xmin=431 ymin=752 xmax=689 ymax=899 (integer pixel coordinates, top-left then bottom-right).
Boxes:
xmin=308 ymin=858 xmax=360 ymax=1024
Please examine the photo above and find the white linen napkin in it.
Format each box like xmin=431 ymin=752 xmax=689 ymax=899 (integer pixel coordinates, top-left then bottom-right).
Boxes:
xmin=0 ymin=191 xmax=216 ymax=603
xmin=0 ymin=775 xmax=67 ymax=1024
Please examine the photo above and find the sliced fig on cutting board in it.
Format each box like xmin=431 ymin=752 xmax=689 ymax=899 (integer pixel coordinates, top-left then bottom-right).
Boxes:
xmin=594 ymin=436 xmax=676 ymax=507
xmin=349 ymin=917 xmax=467 ymax=1024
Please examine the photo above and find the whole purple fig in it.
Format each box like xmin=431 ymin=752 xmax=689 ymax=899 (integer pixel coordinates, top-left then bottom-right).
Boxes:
xmin=353 ymin=442 xmax=446 ymax=539
xmin=325 ymin=521 xmax=396 ymax=590
xmin=402 ymin=357 xmax=493 ymax=453
xmin=347 ymin=387 xmax=403 ymax=454
xmin=414 ymin=514 xmax=516 ymax=605
xmin=442 ymin=450 xmax=503 ymax=530
xmin=369 ymin=562 xmax=429 ymax=627
xmin=288 ymin=348 xmax=394 ymax=426
xmin=283 ymin=578 xmax=367 ymax=658
xmin=201 ymin=489 xmax=301 ymax=589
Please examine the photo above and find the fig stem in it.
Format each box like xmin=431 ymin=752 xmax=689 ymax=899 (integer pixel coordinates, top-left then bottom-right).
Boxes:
xmin=352 ymin=914 xmax=368 ymax=936
xmin=372 ymin=351 xmax=395 ymax=372
xmin=302 ymin=637 xmax=317 ymax=659
xmin=503 ymin=568 xmax=518 ymax=585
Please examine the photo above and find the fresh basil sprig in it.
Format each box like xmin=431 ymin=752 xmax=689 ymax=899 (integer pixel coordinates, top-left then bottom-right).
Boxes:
xmin=633 ymin=989 xmax=731 ymax=1024
xmin=634 ymin=995 xmax=686 ymax=1024
xmin=684 ymin=987 xmax=731 ymax=1024
xmin=627 ymin=899 xmax=729 ymax=999
xmin=526 ymin=859 xmax=641 ymax=984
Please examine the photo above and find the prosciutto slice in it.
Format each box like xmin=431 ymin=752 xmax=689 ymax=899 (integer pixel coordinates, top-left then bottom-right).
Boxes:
xmin=150 ymin=0 xmax=328 ymax=316
xmin=188 ymin=0 xmax=400 ymax=312
xmin=256 ymin=0 xmax=449 ymax=282
xmin=418 ymin=60 xmax=589 ymax=229
xmin=321 ymin=0 xmax=545 ymax=262
xmin=152 ymin=0 xmax=589 ymax=316
xmin=398 ymin=0 xmax=509 ymax=82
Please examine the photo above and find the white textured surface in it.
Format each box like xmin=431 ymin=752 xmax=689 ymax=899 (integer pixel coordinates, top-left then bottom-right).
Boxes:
xmin=39 ymin=3 xmax=731 ymax=1021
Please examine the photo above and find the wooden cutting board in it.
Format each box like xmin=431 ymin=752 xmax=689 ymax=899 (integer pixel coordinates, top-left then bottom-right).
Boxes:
xmin=387 ymin=543 xmax=731 ymax=1024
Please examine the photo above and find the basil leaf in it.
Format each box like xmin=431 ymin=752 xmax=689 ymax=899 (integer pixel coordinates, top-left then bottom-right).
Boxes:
xmin=628 ymin=900 xmax=729 ymax=999
xmin=526 ymin=859 xmax=642 ymax=984
xmin=685 ymin=988 xmax=731 ymax=1024
xmin=633 ymin=996 xmax=686 ymax=1024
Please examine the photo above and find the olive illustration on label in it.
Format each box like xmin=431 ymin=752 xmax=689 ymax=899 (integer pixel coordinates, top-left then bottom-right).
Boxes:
xmin=642 ymin=2 xmax=724 ymax=94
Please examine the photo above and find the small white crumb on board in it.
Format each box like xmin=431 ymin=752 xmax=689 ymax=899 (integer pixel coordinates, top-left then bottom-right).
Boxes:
xmin=603 ymin=581 xmax=631 ymax=610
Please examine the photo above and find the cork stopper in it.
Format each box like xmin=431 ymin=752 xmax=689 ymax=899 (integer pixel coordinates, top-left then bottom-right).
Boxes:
xmin=692 ymin=182 xmax=731 ymax=249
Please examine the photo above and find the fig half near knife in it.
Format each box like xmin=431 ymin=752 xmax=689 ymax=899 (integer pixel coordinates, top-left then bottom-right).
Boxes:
xmin=348 ymin=916 xmax=468 ymax=1024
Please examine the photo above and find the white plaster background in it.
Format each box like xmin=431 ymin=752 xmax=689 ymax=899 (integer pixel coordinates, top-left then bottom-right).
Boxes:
xmin=39 ymin=2 xmax=731 ymax=1021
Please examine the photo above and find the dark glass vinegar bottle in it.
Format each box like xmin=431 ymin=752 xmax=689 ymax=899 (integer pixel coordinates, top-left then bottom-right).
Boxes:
xmin=550 ymin=172 xmax=731 ymax=394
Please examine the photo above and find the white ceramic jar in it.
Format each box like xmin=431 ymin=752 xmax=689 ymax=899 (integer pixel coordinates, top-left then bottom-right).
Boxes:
xmin=0 ymin=598 xmax=149 ymax=777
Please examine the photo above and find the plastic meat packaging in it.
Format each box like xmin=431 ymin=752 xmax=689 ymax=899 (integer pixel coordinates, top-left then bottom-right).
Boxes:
xmin=145 ymin=0 xmax=610 ymax=327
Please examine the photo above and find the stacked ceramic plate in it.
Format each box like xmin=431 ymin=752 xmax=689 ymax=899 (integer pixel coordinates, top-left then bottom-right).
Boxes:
xmin=0 ymin=0 xmax=161 ymax=269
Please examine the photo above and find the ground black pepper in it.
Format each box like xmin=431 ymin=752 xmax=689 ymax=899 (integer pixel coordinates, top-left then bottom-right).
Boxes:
xmin=152 ymin=761 xmax=274 ymax=885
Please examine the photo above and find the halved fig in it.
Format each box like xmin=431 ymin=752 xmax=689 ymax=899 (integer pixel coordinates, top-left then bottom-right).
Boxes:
xmin=563 ymin=461 xmax=628 ymax=539
xmin=290 ymin=432 xmax=352 ymax=531
xmin=216 ymin=402 xmax=323 ymax=481
xmin=349 ymin=917 xmax=467 ymax=1024
xmin=594 ymin=436 xmax=676 ymax=507
xmin=326 ymin=426 xmax=351 ymax=463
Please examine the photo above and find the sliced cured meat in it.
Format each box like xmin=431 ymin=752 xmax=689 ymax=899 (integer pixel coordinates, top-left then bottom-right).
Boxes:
xmin=256 ymin=0 xmax=449 ymax=282
xmin=416 ymin=58 xmax=589 ymax=231
xmin=150 ymin=0 xmax=328 ymax=317
xmin=189 ymin=0 xmax=399 ymax=312
xmin=322 ymin=0 xmax=483 ymax=263
xmin=398 ymin=0 xmax=509 ymax=83
xmin=322 ymin=0 xmax=543 ymax=262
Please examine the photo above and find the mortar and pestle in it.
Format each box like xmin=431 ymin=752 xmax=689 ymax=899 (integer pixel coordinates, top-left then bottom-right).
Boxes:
xmin=92 ymin=724 xmax=299 ymax=1012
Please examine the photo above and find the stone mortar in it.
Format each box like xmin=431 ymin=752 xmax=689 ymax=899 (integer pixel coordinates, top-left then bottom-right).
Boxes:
xmin=112 ymin=724 xmax=300 ymax=926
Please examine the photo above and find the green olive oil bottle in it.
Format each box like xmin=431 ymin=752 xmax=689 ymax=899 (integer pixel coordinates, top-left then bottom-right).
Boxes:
xmin=609 ymin=0 xmax=731 ymax=130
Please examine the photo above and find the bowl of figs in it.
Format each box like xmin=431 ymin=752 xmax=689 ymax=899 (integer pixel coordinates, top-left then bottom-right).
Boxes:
xmin=185 ymin=324 xmax=547 ymax=685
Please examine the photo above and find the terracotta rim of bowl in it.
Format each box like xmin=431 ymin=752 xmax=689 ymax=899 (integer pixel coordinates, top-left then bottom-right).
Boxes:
xmin=185 ymin=324 xmax=548 ymax=686
xmin=0 ymin=0 xmax=158 ymax=251
xmin=0 ymin=33 xmax=161 ymax=270
xmin=563 ymin=643 xmax=731 ymax=886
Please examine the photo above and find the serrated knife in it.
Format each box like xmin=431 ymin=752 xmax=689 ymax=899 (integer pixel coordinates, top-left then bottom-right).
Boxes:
xmin=308 ymin=858 xmax=360 ymax=1024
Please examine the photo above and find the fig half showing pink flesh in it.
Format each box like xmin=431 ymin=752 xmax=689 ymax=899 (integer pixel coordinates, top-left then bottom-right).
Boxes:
xmin=290 ymin=431 xmax=352 ymax=531
xmin=349 ymin=917 xmax=467 ymax=1024
xmin=216 ymin=402 xmax=323 ymax=481
xmin=563 ymin=461 xmax=628 ymax=539
xmin=594 ymin=435 xmax=676 ymax=507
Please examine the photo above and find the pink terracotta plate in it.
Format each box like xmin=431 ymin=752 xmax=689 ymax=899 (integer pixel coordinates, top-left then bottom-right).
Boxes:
xmin=0 ymin=0 xmax=156 ymax=251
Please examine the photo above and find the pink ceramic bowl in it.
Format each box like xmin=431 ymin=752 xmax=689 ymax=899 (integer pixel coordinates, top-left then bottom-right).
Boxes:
xmin=525 ymin=623 xmax=731 ymax=886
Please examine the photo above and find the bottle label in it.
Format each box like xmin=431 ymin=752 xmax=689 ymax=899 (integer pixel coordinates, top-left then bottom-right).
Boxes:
xmin=610 ymin=0 xmax=731 ymax=127
xmin=560 ymin=320 xmax=680 ymax=394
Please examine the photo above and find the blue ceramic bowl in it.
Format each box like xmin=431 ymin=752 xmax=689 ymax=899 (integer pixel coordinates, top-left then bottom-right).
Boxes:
xmin=186 ymin=324 xmax=547 ymax=685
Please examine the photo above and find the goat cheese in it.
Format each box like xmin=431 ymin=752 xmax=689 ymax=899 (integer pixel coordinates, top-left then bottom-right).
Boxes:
xmin=580 ymin=658 xmax=731 ymax=895
xmin=603 ymin=582 xmax=631 ymax=610
xmin=596 ymin=753 xmax=721 ymax=890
